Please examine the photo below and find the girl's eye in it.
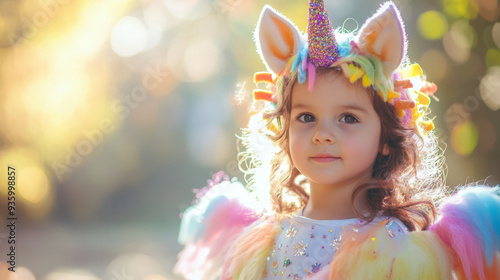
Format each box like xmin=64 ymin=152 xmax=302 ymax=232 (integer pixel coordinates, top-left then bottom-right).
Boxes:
xmin=340 ymin=114 xmax=359 ymax=124
xmin=298 ymin=114 xmax=315 ymax=123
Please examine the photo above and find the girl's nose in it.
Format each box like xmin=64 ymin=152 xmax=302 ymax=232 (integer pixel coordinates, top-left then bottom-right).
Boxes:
xmin=313 ymin=123 xmax=336 ymax=144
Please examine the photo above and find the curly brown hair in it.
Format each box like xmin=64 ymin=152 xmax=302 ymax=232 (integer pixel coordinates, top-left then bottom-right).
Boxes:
xmin=240 ymin=67 xmax=446 ymax=231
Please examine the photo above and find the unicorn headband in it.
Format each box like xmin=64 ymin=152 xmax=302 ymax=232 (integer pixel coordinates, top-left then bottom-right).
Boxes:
xmin=252 ymin=0 xmax=437 ymax=136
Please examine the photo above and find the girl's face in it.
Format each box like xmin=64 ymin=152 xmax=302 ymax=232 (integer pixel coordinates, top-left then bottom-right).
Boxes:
xmin=289 ymin=72 xmax=386 ymax=187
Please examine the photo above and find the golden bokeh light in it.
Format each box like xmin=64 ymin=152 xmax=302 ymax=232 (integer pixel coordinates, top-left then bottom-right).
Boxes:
xmin=418 ymin=11 xmax=448 ymax=40
xmin=0 ymin=0 xmax=135 ymax=170
xmin=486 ymin=48 xmax=500 ymax=68
xmin=44 ymin=269 xmax=100 ymax=280
xmin=111 ymin=16 xmax=148 ymax=57
xmin=493 ymin=22 xmax=500 ymax=49
xmin=18 ymin=166 xmax=51 ymax=204
xmin=452 ymin=20 xmax=477 ymax=48
xmin=451 ymin=120 xmax=479 ymax=156
xmin=443 ymin=29 xmax=470 ymax=63
xmin=0 ymin=147 xmax=45 ymax=194
xmin=0 ymin=147 xmax=53 ymax=219
xmin=183 ymin=37 xmax=222 ymax=82
xmin=443 ymin=0 xmax=478 ymax=18
xmin=166 ymin=15 xmax=228 ymax=83
xmin=480 ymin=66 xmax=500 ymax=111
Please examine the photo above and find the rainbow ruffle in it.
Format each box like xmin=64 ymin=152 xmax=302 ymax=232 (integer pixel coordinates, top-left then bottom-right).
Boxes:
xmin=175 ymin=177 xmax=499 ymax=280
xmin=330 ymin=186 xmax=500 ymax=280
xmin=430 ymin=186 xmax=500 ymax=280
xmin=174 ymin=174 xmax=261 ymax=280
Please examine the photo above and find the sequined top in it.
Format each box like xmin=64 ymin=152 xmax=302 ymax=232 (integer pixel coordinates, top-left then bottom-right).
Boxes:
xmin=262 ymin=210 xmax=407 ymax=279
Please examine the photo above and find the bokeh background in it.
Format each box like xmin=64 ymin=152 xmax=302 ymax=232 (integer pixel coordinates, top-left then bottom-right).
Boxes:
xmin=0 ymin=0 xmax=498 ymax=279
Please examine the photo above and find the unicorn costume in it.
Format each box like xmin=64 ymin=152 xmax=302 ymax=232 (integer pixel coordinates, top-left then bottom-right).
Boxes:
xmin=175 ymin=1 xmax=500 ymax=279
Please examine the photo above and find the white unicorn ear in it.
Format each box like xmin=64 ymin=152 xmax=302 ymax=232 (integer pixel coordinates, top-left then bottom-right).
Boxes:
xmin=357 ymin=2 xmax=407 ymax=74
xmin=254 ymin=5 xmax=304 ymax=75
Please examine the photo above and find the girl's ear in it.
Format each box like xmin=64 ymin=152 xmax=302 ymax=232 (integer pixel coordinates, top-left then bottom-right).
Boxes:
xmin=254 ymin=5 xmax=304 ymax=75
xmin=356 ymin=2 xmax=407 ymax=75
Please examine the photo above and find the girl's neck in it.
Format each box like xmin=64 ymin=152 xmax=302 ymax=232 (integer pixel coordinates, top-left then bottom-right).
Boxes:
xmin=302 ymin=180 xmax=369 ymax=220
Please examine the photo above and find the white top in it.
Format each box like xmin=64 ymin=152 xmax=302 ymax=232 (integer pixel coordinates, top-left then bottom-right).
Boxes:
xmin=262 ymin=210 xmax=407 ymax=279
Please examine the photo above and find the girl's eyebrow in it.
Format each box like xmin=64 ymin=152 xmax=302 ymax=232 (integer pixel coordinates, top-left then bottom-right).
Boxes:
xmin=291 ymin=103 xmax=368 ymax=113
xmin=291 ymin=103 xmax=311 ymax=110
xmin=338 ymin=104 xmax=369 ymax=113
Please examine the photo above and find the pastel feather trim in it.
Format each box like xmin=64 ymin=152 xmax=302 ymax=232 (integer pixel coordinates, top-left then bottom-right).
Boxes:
xmin=176 ymin=184 xmax=500 ymax=279
xmin=329 ymin=219 xmax=452 ymax=280
xmin=429 ymin=186 xmax=500 ymax=280
xmin=329 ymin=186 xmax=500 ymax=280
xmin=222 ymin=217 xmax=282 ymax=279
xmin=174 ymin=174 xmax=261 ymax=280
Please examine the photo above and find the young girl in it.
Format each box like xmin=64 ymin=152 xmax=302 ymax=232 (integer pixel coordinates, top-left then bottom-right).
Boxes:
xmin=175 ymin=1 xmax=500 ymax=279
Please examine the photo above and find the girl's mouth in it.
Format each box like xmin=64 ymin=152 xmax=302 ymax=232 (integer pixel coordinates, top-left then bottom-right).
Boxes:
xmin=310 ymin=154 xmax=340 ymax=163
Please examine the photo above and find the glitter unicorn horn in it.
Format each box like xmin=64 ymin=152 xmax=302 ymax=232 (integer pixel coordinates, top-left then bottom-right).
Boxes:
xmin=308 ymin=0 xmax=339 ymax=67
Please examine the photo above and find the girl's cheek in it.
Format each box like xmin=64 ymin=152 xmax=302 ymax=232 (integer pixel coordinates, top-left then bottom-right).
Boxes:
xmin=343 ymin=136 xmax=365 ymax=151
xmin=291 ymin=123 xmax=307 ymax=134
